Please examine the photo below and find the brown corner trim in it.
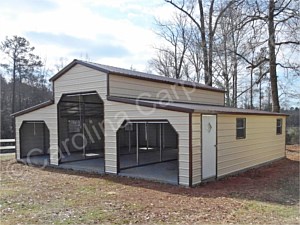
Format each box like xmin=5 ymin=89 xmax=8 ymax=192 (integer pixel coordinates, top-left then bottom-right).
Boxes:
xmin=107 ymin=96 xmax=194 ymax=113
xmin=11 ymin=100 xmax=54 ymax=117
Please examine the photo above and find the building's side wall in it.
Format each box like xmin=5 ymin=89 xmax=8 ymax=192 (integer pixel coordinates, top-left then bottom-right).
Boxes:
xmin=192 ymin=113 xmax=201 ymax=185
xmin=104 ymin=100 xmax=190 ymax=186
xmin=217 ymin=114 xmax=286 ymax=177
xmin=109 ymin=74 xmax=224 ymax=106
xmin=15 ymin=104 xmax=57 ymax=164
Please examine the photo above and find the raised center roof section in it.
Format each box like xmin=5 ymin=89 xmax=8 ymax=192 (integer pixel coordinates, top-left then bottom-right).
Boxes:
xmin=49 ymin=59 xmax=225 ymax=93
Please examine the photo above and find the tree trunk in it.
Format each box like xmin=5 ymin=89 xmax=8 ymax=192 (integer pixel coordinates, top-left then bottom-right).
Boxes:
xmin=11 ymin=58 xmax=16 ymax=137
xmin=268 ymin=0 xmax=280 ymax=112
xmin=198 ymin=0 xmax=210 ymax=86
xmin=12 ymin=60 xmax=16 ymax=114
xmin=250 ymin=67 xmax=253 ymax=109
xmin=258 ymin=65 xmax=262 ymax=110
xmin=233 ymin=55 xmax=238 ymax=107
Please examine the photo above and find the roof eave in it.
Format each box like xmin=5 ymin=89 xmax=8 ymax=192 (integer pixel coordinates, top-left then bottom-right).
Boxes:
xmin=194 ymin=109 xmax=289 ymax=116
xmin=49 ymin=59 xmax=225 ymax=93
xmin=49 ymin=59 xmax=110 ymax=82
xmin=11 ymin=100 xmax=54 ymax=117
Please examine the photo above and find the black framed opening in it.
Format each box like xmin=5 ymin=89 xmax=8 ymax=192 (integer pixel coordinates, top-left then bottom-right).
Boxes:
xmin=276 ymin=118 xmax=282 ymax=135
xmin=117 ymin=120 xmax=179 ymax=183
xmin=58 ymin=91 xmax=104 ymax=163
xmin=20 ymin=121 xmax=50 ymax=159
xmin=236 ymin=118 xmax=246 ymax=139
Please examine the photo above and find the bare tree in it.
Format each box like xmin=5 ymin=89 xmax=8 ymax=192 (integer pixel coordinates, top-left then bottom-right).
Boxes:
xmin=165 ymin=0 xmax=241 ymax=86
xmin=149 ymin=13 xmax=191 ymax=79
xmin=240 ymin=0 xmax=300 ymax=112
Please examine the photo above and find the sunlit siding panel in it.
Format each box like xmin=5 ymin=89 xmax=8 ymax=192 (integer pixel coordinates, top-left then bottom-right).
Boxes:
xmin=15 ymin=104 xmax=58 ymax=164
xmin=192 ymin=113 xmax=201 ymax=185
xmin=217 ymin=114 xmax=286 ymax=177
xmin=109 ymin=74 xmax=224 ymax=105
xmin=54 ymin=64 xmax=107 ymax=102
xmin=104 ymin=100 xmax=190 ymax=186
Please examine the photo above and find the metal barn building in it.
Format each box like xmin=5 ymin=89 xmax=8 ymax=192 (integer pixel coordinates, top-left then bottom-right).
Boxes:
xmin=13 ymin=59 xmax=287 ymax=186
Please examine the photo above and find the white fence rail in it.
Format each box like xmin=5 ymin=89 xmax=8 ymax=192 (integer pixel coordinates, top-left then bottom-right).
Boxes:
xmin=0 ymin=139 xmax=16 ymax=151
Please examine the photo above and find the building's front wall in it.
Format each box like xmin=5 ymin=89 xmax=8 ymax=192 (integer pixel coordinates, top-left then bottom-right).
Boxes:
xmin=105 ymin=100 xmax=190 ymax=186
xmin=15 ymin=64 xmax=192 ymax=186
xmin=16 ymin=64 xmax=108 ymax=165
xmin=15 ymin=104 xmax=57 ymax=164
xmin=217 ymin=114 xmax=286 ymax=177
xmin=109 ymin=74 xmax=225 ymax=106
xmin=54 ymin=64 xmax=107 ymax=103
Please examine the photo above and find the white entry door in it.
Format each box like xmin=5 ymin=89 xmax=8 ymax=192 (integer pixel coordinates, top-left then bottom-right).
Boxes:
xmin=202 ymin=115 xmax=217 ymax=179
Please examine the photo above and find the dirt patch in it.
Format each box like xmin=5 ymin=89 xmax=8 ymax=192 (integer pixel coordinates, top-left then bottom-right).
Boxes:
xmin=0 ymin=148 xmax=299 ymax=224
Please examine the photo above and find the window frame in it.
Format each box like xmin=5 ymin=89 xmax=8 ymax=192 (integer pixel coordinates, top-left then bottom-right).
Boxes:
xmin=276 ymin=118 xmax=282 ymax=135
xmin=236 ymin=118 xmax=246 ymax=139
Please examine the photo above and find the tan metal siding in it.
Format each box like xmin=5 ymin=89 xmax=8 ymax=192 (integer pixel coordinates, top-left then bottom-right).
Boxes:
xmin=104 ymin=100 xmax=190 ymax=186
xmin=15 ymin=104 xmax=58 ymax=164
xmin=16 ymin=64 xmax=108 ymax=165
xmin=192 ymin=113 xmax=201 ymax=185
xmin=217 ymin=114 xmax=286 ymax=177
xmin=109 ymin=74 xmax=224 ymax=105
xmin=54 ymin=64 xmax=107 ymax=103
xmin=53 ymin=64 xmax=107 ymax=164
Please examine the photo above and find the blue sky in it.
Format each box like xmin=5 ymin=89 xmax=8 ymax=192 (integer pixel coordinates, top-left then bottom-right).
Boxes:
xmin=0 ymin=0 xmax=175 ymax=71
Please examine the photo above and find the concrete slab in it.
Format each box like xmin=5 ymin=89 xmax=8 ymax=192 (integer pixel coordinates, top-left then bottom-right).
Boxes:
xmin=119 ymin=148 xmax=177 ymax=168
xmin=58 ymin=158 xmax=104 ymax=174
xmin=19 ymin=155 xmax=104 ymax=174
xmin=119 ymin=160 xmax=178 ymax=185
xmin=19 ymin=155 xmax=50 ymax=167
xmin=19 ymin=154 xmax=178 ymax=185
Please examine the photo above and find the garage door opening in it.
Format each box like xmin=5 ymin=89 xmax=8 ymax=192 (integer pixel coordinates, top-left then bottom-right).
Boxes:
xmin=58 ymin=91 xmax=104 ymax=164
xmin=117 ymin=120 xmax=178 ymax=184
xmin=20 ymin=121 xmax=50 ymax=164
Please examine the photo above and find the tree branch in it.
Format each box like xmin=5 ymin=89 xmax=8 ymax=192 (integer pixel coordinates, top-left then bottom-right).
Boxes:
xmin=275 ymin=41 xmax=300 ymax=45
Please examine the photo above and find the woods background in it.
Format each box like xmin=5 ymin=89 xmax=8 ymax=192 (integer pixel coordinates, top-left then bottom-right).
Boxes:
xmin=0 ymin=0 xmax=299 ymax=143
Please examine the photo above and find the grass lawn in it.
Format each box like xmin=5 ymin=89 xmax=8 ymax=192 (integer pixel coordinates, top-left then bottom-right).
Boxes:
xmin=0 ymin=147 xmax=299 ymax=224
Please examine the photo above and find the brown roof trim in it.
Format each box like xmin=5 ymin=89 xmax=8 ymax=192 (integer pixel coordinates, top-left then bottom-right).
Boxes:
xmin=107 ymin=96 xmax=193 ymax=113
xmin=49 ymin=60 xmax=225 ymax=93
xmin=49 ymin=59 xmax=110 ymax=82
xmin=11 ymin=100 xmax=54 ymax=117
xmin=204 ymin=111 xmax=289 ymax=116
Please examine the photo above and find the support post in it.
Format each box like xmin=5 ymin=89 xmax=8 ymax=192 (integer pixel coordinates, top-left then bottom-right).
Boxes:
xmin=146 ymin=123 xmax=148 ymax=151
xmin=136 ymin=123 xmax=139 ymax=165
xmin=162 ymin=123 xmax=165 ymax=150
xmin=128 ymin=129 xmax=131 ymax=153
xmin=160 ymin=123 xmax=162 ymax=162
xmin=82 ymin=97 xmax=86 ymax=158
